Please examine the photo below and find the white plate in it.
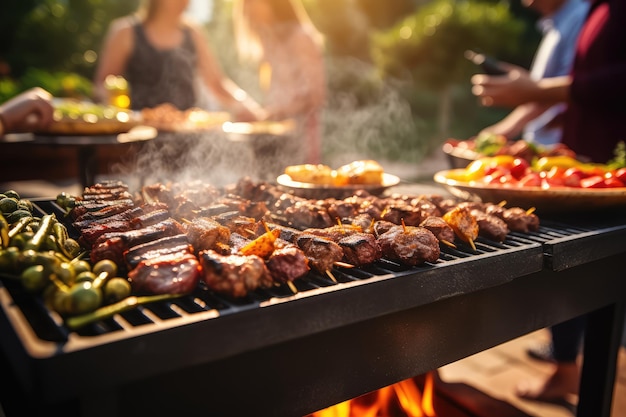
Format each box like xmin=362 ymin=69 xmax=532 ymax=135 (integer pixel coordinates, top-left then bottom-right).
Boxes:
xmin=276 ymin=173 xmax=400 ymax=199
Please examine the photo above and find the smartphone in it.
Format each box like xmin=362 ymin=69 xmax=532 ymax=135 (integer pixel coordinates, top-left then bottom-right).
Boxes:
xmin=464 ymin=50 xmax=507 ymax=75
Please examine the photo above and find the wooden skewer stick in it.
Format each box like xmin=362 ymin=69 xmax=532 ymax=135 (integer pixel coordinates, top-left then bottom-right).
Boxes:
xmin=440 ymin=239 xmax=456 ymax=248
xmin=325 ymin=269 xmax=338 ymax=283
xmin=468 ymin=239 xmax=477 ymax=251
xmin=287 ymin=280 xmax=298 ymax=294
xmin=334 ymin=261 xmax=354 ymax=268
xmin=498 ymin=200 xmax=507 ymax=207
xmin=526 ymin=207 xmax=536 ymax=215
xmin=401 ymin=218 xmax=408 ymax=233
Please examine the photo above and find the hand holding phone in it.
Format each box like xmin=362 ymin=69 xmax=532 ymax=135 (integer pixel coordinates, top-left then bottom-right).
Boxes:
xmin=464 ymin=50 xmax=508 ymax=75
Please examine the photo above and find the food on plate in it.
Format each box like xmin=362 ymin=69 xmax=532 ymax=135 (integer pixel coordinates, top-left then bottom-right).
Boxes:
xmin=140 ymin=103 xmax=230 ymax=132
xmin=284 ymin=160 xmax=385 ymax=186
xmin=284 ymin=164 xmax=335 ymax=185
xmin=443 ymin=154 xmax=626 ymax=189
xmin=334 ymin=160 xmax=385 ymax=185
xmin=444 ymin=133 xmax=577 ymax=165
xmin=37 ymin=98 xmax=140 ymax=135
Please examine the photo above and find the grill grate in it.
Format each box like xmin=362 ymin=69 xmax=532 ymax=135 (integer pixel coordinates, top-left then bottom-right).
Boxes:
xmin=1 ymin=200 xmax=595 ymax=344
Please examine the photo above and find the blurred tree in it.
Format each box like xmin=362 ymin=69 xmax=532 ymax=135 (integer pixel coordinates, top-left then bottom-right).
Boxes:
xmin=356 ymin=0 xmax=416 ymax=30
xmin=371 ymin=0 xmax=524 ymax=136
xmin=3 ymin=0 xmax=138 ymax=79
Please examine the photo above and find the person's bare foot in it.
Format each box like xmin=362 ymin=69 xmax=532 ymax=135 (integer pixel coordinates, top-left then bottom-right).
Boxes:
xmin=516 ymin=362 xmax=580 ymax=401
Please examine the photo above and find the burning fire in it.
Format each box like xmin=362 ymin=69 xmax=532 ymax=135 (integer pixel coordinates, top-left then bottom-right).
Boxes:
xmin=308 ymin=372 xmax=437 ymax=417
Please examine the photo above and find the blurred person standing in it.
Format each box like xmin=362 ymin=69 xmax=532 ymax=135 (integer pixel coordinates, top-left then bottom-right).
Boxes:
xmin=233 ymin=0 xmax=326 ymax=164
xmin=94 ymin=0 xmax=265 ymax=121
xmin=472 ymin=0 xmax=626 ymax=402
xmin=479 ymin=0 xmax=589 ymax=147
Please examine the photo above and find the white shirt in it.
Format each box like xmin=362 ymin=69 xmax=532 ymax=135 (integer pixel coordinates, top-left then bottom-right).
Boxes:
xmin=523 ymin=0 xmax=590 ymax=147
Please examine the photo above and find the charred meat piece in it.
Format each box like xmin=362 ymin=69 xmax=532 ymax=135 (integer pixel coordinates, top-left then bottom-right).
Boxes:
xmin=302 ymin=224 xmax=363 ymax=242
xmin=79 ymin=209 xmax=172 ymax=247
xmin=217 ymin=195 xmax=269 ymax=220
xmin=469 ymin=209 xmax=510 ymax=243
xmin=501 ymin=207 xmax=540 ymax=233
xmin=70 ymin=199 xmax=135 ymax=219
xmin=373 ymin=220 xmax=397 ymax=237
xmin=338 ymin=232 xmax=382 ymax=266
xmin=199 ymin=250 xmax=274 ymax=298
xmin=90 ymin=218 xmax=186 ymax=264
xmin=266 ymin=242 xmax=310 ymax=283
xmin=351 ymin=213 xmax=376 ymax=233
xmin=72 ymin=201 xmax=136 ymax=223
xmin=185 ymin=217 xmax=231 ymax=252
xmin=380 ymin=204 xmax=425 ymax=227
xmin=419 ymin=216 xmax=456 ymax=245
xmin=295 ymin=233 xmax=344 ymax=273
xmin=72 ymin=203 xmax=168 ymax=230
xmin=81 ymin=190 xmax=133 ymax=201
xmin=284 ymin=201 xmax=334 ymax=229
xmin=83 ymin=180 xmax=128 ymax=193
xmin=125 ymin=234 xmax=193 ymax=269
xmin=128 ymin=252 xmax=201 ymax=295
xmin=326 ymin=199 xmax=360 ymax=221
xmin=378 ymin=225 xmax=440 ymax=266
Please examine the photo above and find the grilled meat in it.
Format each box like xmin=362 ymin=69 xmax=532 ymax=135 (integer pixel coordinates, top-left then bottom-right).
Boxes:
xmin=284 ymin=201 xmax=334 ymax=229
xmin=199 ymin=250 xmax=273 ymax=298
xmin=501 ymin=207 xmax=540 ymax=233
xmin=294 ymin=233 xmax=344 ymax=273
xmin=128 ymin=252 xmax=201 ymax=295
xmin=184 ymin=217 xmax=231 ymax=252
xmin=125 ymin=234 xmax=193 ymax=269
xmin=70 ymin=199 xmax=135 ymax=219
xmin=266 ymin=242 xmax=310 ymax=283
xmin=90 ymin=218 xmax=186 ymax=264
xmin=419 ymin=216 xmax=456 ymax=245
xmin=338 ymin=232 xmax=382 ymax=266
xmin=380 ymin=204 xmax=426 ymax=227
xmin=78 ymin=209 xmax=171 ymax=246
xmin=72 ymin=203 xmax=168 ymax=230
xmin=72 ymin=201 xmax=136 ymax=223
xmin=378 ymin=225 xmax=440 ymax=266
xmin=469 ymin=209 xmax=510 ymax=243
xmin=302 ymin=224 xmax=363 ymax=242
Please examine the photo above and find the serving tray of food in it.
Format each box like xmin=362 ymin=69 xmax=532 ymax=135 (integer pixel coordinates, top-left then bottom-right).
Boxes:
xmin=434 ymin=168 xmax=626 ymax=212
xmin=277 ymin=160 xmax=401 ymax=199
xmin=35 ymin=98 xmax=142 ymax=136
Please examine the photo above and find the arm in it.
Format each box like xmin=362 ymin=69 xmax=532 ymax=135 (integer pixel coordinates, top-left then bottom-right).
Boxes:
xmin=479 ymin=102 xmax=554 ymax=140
xmin=264 ymin=30 xmax=325 ymax=120
xmin=189 ymin=24 xmax=266 ymax=121
xmin=93 ymin=18 xmax=134 ymax=104
xmin=471 ymin=63 xmax=571 ymax=108
xmin=0 ymin=88 xmax=54 ymax=134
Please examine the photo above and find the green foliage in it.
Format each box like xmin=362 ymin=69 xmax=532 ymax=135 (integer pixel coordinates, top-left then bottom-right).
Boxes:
xmin=0 ymin=69 xmax=93 ymax=103
xmin=371 ymin=0 xmax=524 ymax=90
xmin=3 ymin=0 xmax=138 ymax=79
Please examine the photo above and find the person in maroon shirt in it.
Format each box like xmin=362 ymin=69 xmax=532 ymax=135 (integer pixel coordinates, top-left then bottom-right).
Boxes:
xmin=472 ymin=0 xmax=626 ymax=164
xmin=471 ymin=0 xmax=626 ymax=403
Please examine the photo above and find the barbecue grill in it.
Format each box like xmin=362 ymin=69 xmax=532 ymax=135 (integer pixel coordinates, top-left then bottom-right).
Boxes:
xmin=1 ymin=194 xmax=625 ymax=417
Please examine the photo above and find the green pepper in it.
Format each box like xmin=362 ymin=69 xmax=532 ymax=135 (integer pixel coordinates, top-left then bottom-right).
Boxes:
xmin=8 ymin=216 xmax=33 ymax=240
xmin=23 ymin=213 xmax=55 ymax=252
xmin=0 ymin=213 xmax=8 ymax=248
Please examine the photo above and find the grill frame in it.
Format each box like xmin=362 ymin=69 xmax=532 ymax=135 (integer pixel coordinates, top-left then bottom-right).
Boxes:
xmin=1 ymin=198 xmax=625 ymax=417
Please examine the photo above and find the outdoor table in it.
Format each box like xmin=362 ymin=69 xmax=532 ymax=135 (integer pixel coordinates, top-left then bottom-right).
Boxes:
xmin=0 ymin=126 xmax=157 ymax=188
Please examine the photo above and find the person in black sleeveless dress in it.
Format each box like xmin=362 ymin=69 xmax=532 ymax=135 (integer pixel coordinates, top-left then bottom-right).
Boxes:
xmin=94 ymin=0 xmax=264 ymax=120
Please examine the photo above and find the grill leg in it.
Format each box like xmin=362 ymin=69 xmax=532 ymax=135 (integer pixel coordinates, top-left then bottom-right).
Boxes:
xmin=576 ymin=301 xmax=625 ymax=417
